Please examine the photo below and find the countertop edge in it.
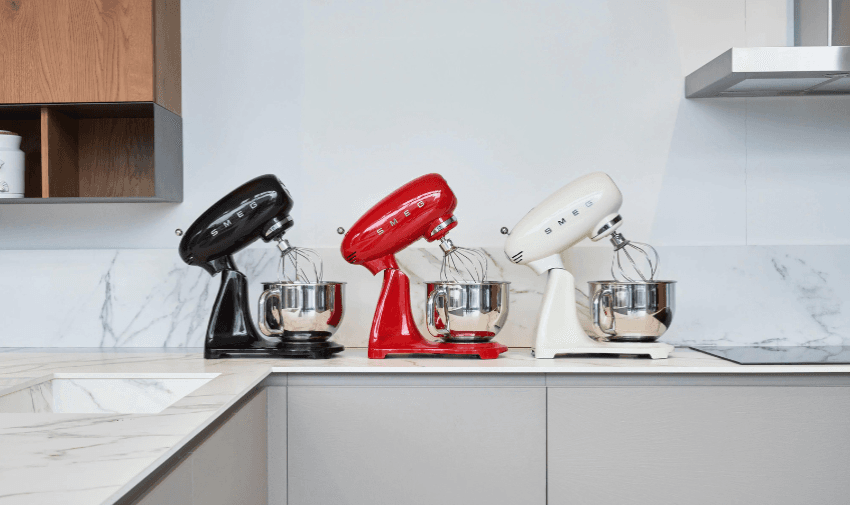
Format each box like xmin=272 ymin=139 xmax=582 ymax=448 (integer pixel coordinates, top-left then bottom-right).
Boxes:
xmin=99 ymin=367 xmax=274 ymax=505
xmin=5 ymin=347 xmax=850 ymax=505
xmin=267 ymin=366 xmax=850 ymax=374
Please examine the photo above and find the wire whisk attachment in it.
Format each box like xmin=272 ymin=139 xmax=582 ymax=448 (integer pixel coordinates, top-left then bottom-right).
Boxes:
xmin=608 ymin=232 xmax=659 ymax=282
xmin=439 ymin=238 xmax=488 ymax=283
xmin=277 ymin=239 xmax=323 ymax=284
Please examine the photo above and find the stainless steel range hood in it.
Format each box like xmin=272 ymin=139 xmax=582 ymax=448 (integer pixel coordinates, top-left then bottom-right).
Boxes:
xmin=685 ymin=0 xmax=850 ymax=97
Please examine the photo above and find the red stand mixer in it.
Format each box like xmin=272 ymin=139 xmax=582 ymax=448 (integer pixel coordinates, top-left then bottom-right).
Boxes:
xmin=341 ymin=174 xmax=508 ymax=359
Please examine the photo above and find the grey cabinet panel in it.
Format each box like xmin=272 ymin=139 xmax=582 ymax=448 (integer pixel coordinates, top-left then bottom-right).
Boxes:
xmin=193 ymin=389 xmax=268 ymax=505
xmin=268 ymin=386 xmax=287 ymax=505
xmin=288 ymin=386 xmax=546 ymax=505
xmin=286 ymin=373 xmax=545 ymax=388
xmin=134 ymin=455 xmax=193 ymax=505
xmin=548 ymin=386 xmax=850 ymax=505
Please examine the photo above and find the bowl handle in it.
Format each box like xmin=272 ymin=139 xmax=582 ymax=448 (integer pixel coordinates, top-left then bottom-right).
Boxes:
xmin=258 ymin=288 xmax=284 ymax=336
xmin=426 ymin=287 xmax=450 ymax=337
xmin=591 ymin=288 xmax=617 ymax=338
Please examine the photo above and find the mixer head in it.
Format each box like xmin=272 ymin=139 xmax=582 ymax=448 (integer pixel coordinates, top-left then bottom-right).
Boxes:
xmin=608 ymin=231 xmax=659 ymax=282
xmin=179 ymin=175 xmax=294 ymax=275
xmin=277 ymin=239 xmax=324 ymax=283
xmin=504 ymin=173 xmax=624 ymax=275
xmin=438 ymin=238 xmax=488 ymax=283
xmin=340 ymin=174 xmax=458 ymax=275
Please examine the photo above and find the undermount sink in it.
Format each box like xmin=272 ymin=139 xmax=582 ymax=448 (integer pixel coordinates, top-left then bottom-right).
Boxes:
xmin=0 ymin=373 xmax=217 ymax=414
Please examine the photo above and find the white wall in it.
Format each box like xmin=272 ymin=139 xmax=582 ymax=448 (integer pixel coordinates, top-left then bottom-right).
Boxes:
xmin=1 ymin=0 xmax=845 ymax=251
xmin=0 ymin=0 xmax=848 ymax=348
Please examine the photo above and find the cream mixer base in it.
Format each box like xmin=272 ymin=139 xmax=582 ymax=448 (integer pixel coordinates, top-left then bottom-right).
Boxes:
xmin=531 ymin=269 xmax=673 ymax=359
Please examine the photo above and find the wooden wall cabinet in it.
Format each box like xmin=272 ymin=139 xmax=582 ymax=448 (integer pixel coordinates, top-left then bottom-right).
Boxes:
xmin=0 ymin=0 xmax=182 ymax=203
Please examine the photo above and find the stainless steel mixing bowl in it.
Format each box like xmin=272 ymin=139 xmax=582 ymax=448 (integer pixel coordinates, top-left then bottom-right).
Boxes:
xmin=588 ymin=280 xmax=675 ymax=342
xmin=424 ymin=281 xmax=510 ymax=343
xmin=258 ymin=282 xmax=345 ymax=341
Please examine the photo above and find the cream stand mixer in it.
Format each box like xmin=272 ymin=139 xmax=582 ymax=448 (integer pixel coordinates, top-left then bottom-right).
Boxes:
xmin=504 ymin=172 xmax=674 ymax=359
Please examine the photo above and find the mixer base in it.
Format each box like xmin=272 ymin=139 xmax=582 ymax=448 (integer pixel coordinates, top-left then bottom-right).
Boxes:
xmin=533 ymin=342 xmax=673 ymax=360
xmin=369 ymin=341 xmax=508 ymax=360
xmin=206 ymin=341 xmax=344 ymax=359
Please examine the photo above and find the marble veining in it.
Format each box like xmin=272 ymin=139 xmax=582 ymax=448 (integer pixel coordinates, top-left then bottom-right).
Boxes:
xmin=770 ymin=254 xmax=841 ymax=344
xmin=0 ymin=375 xmax=215 ymax=414
xmin=0 ymin=381 xmax=52 ymax=414
xmin=0 ymin=245 xmax=847 ymax=349
xmin=692 ymin=345 xmax=850 ymax=365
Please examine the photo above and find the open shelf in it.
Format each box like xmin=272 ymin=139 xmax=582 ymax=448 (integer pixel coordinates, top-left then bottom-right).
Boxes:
xmin=0 ymin=102 xmax=182 ymax=203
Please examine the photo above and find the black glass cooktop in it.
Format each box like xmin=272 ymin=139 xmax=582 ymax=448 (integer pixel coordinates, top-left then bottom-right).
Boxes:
xmin=690 ymin=345 xmax=850 ymax=365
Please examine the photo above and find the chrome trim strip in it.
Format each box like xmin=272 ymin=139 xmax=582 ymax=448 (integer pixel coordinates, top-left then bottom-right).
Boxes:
xmin=429 ymin=215 xmax=457 ymax=236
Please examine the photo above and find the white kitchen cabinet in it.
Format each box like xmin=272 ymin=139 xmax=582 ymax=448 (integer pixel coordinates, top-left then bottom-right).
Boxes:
xmin=193 ymin=388 xmax=268 ymax=505
xmin=132 ymin=372 xmax=850 ymax=505
xmin=547 ymin=377 xmax=850 ymax=505
xmin=133 ymin=389 xmax=268 ymax=505
xmin=267 ymin=381 xmax=288 ymax=505
xmin=283 ymin=374 xmax=546 ymax=505
xmin=134 ymin=454 xmax=193 ymax=505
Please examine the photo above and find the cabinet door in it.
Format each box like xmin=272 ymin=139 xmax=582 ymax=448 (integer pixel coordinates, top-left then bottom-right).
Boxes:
xmin=288 ymin=379 xmax=546 ymax=505
xmin=134 ymin=454 xmax=192 ymax=505
xmin=548 ymin=386 xmax=850 ymax=505
xmin=267 ymin=386 xmax=287 ymax=505
xmin=0 ymin=0 xmax=154 ymax=104
xmin=132 ymin=389 xmax=268 ymax=505
xmin=193 ymin=388 xmax=268 ymax=505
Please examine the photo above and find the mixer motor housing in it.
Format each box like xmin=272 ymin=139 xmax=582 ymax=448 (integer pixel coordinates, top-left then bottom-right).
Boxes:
xmin=504 ymin=172 xmax=673 ymax=359
xmin=179 ymin=175 xmax=343 ymax=359
xmin=342 ymin=174 xmax=508 ymax=359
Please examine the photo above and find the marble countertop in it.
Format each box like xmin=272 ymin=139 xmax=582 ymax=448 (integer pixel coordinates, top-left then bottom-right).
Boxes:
xmin=2 ymin=347 xmax=850 ymax=505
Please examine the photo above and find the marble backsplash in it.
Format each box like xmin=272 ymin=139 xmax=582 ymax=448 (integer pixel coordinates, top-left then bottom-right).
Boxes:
xmin=0 ymin=245 xmax=846 ymax=348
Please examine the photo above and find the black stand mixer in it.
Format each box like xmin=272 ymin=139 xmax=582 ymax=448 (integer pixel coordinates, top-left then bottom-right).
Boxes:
xmin=179 ymin=175 xmax=344 ymax=359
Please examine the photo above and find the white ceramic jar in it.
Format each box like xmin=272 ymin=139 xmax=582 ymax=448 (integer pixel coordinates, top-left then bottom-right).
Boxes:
xmin=0 ymin=131 xmax=25 ymax=198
